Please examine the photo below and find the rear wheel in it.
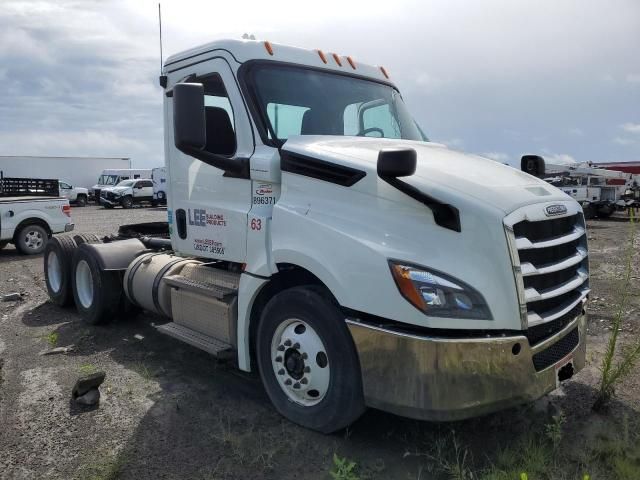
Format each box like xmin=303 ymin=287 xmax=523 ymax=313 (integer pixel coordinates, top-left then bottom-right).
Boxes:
xmin=15 ymin=224 xmax=48 ymax=255
xmin=44 ymin=236 xmax=77 ymax=306
xmin=71 ymin=247 xmax=122 ymax=324
xmin=121 ymin=196 xmax=133 ymax=209
xmin=256 ymin=286 xmax=365 ymax=433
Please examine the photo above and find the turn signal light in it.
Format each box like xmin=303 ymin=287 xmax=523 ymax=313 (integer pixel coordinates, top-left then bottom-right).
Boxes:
xmin=390 ymin=264 xmax=426 ymax=310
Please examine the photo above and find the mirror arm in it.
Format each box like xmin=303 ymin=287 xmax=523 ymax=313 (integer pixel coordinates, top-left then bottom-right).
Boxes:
xmin=379 ymin=175 xmax=461 ymax=232
xmin=179 ymin=145 xmax=250 ymax=178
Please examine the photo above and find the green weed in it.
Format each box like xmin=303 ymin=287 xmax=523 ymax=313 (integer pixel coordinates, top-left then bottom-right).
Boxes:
xmin=595 ymin=212 xmax=640 ymax=410
xmin=330 ymin=453 xmax=360 ymax=480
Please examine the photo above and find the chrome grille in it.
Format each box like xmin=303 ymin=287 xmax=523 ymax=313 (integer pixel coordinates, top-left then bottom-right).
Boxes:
xmin=505 ymin=204 xmax=589 ymax=343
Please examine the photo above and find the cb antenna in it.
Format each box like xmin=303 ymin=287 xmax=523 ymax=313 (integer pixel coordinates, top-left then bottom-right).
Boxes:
xmin=158 ymin=3 xmax=167 ymax=88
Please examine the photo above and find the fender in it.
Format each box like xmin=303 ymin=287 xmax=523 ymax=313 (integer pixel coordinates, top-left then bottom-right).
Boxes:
xmin=79 ymin=239 xmax=146 ymax=271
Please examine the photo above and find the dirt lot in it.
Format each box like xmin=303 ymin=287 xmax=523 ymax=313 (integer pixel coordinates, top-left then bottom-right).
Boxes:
xmin=0 ymin=206 xmax=639 ymax=480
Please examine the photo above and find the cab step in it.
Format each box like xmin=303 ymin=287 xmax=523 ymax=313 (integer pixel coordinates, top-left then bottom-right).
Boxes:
xmin=163 ymin=275 xmax=235 ymax=299
xmin=156 ymin=321 xmax=234 ymax=358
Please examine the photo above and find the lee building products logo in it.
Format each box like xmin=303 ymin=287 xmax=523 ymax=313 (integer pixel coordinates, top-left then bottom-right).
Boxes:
xmin=188 ymin=209 xmax=227 ymax=227
xmin=545 ymin=204 xmax=567 ymax=217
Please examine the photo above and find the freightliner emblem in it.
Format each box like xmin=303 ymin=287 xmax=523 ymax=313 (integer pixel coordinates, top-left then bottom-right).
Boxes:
xmin=545 ymin=204 xmax=567 ymax=216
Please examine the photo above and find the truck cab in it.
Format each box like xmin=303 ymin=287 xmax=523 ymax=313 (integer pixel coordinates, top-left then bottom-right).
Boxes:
xmin=45 ymin=39 xmax=589 ymax=433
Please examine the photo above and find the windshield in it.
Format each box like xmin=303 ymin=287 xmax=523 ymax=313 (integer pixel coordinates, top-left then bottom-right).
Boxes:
xmin=247 ymin=64 xmax=424 ymax=144
xmin=116 ymin=180 xmax=135 ymax=187
xmin=98 ymin=174 xmax=119 ymax=186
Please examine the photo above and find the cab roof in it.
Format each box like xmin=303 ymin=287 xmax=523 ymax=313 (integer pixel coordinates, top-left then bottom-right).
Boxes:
xmin=164 ymin=39 xmax=393 ymax=85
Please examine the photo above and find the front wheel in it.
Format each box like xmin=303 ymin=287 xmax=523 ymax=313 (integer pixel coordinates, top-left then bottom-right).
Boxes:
xmin=256 ymin=286 xmax=365 ymax=433
xmin=76 ymin=195 xmax=87 ymax=207
xmin=121 ymin=196 xmax=133 ymax=209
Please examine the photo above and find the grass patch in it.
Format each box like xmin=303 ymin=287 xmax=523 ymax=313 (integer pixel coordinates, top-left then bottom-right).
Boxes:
xmin=133 ymin=361 xmax=154 ymax=381
xmin=79 ymin=363 xmax=98 ymax=376
xmin=44 ymin=331 xmax=58 ymax=347
xmin=595 ymin=212 xmax=640 ymax=410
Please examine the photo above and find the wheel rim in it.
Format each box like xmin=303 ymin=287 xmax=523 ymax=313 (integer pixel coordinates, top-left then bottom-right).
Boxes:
xmin=75 ymin=259 xmax=94 ymax=308
xmin=271 ymin=318 xmax=330 ymax=406
xmin=47 ymin=251 xmax=62 ymax=293
xmin=24 ymin=230 xmax=44 ymax=250
xmin=158 ymin=192 xmax=165 ymax=199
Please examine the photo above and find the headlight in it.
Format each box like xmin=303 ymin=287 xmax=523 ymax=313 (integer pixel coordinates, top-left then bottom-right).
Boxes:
xmin=389 ymin=261 xmax=492 ymax=319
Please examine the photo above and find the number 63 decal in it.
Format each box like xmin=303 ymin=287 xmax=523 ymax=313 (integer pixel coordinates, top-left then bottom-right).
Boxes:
xmin=250 ymin=218 xmax=262 ymax=231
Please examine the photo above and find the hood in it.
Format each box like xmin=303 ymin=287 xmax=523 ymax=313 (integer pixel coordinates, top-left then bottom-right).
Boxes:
xmin=102 ymin=186 xmax=129 ymax=194
xmin=282 ymin=136 xmax=572 ymax=214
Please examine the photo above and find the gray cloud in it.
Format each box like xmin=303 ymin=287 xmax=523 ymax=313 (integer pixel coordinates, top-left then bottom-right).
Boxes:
xmin=0 ymin=0 xmax=638 ymax=167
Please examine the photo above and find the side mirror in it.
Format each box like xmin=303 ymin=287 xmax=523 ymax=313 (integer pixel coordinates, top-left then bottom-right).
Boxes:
xmin=171 ymin=82 xmax=248 ymax=177
xmin=521 ymin=155 xmax=546 ymax=178
xmin=377 ymin=148 xmax=417 ymax=178
xmin=173 ymin=83 xmax=206 ymax=152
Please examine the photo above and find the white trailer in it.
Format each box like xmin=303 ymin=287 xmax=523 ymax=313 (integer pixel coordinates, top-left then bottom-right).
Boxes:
xmin=0 ymin=156 xmax=130 ymax=191
xmin=44 ymin=39 xmax=589 ymax=433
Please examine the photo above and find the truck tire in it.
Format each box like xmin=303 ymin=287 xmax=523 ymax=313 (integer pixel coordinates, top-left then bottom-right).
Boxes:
xmin=73 ymin=233 xmax=102 ymax=245
xmin=0 ymin=241 xmax=8 ymax=250
xmin=76 ymin=195 xmax=87 ymax=207
xmin=44 ymin=236 xmax=77 ymax=307
xmin=121 ymin=196 xmax=133 ymax=209
xmin=15 ymin=224 xmax=48 ymax=255
xmin=256 ymin=285 xmax=365 ymax=433
xmin=71 ymin=247 xmax=122 ymax=325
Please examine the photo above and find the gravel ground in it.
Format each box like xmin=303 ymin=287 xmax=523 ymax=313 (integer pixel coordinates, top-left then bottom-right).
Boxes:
xmin=0 ymin=206 xmax=639 ymax=479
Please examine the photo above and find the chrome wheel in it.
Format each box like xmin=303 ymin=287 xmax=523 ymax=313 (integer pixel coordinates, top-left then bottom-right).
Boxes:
xmin=75 ymin=259 xmax=94 ymax=309
xmin=271 ymin=318 xmax=330 ymax=406
xmin=47 ymin=251 xmax=62 ymax=293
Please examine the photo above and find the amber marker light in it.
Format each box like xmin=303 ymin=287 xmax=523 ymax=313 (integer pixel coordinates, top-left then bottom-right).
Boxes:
xmin=264 ymin=41 xmax=274 ymax=55
xmin=379 ymin=66 xmax=389 ymax=79
xmin=390 ymin=263 xmax=426 ymax=311
xmin=331 ymin=53 xmax=342 ymax=66
xmin=346 ymin=56 xmax=356 ymax=69
xmin=316 ymin=49 xmax=328 ymax=64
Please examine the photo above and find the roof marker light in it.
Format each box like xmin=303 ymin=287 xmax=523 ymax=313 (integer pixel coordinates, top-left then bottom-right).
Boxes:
xmin=316 ymin=49 xmax=328 ymax=64
xmin=331 ymin=53 xmax=342 ymax=66
xmin=346 ymin=56 xmax=356 ymax=69
xmin=264 ymin=41 xmax=274 ymax=55
xmin=379 ymin=66 xmax=389 ymax=79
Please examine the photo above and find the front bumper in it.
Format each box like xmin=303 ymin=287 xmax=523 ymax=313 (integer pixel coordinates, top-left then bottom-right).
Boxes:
xmin=347 ymin=313 xmax=586 ymax=421
xmin=99 ymin=196 xmax=119 ymax=206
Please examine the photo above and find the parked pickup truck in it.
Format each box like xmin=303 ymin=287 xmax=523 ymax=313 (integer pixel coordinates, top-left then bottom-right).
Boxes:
xmin=0 ymin=176 xmax=74 ymax=254
xmin=99 ymin=179 xmax=155 ymax=209
xmin=59 ymin=181 xmax=89 ymax=207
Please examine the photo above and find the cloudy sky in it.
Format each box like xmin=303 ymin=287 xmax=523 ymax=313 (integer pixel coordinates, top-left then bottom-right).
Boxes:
xmin=0 ymin=0 xmax=638 ymax=168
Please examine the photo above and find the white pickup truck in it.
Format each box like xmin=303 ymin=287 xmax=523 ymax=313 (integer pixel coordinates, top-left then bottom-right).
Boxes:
xmin=0 ymin=177 xmax=74 ymax=254
xmin=59 ymin=181 xmax=89 ymax=207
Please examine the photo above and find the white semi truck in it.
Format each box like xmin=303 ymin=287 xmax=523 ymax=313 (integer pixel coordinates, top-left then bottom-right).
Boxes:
xmin=43 ymin=40 xmax=589 ymax=433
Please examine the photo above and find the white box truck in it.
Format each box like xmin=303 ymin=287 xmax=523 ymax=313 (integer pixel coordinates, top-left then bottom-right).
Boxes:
xmin=43 ymin=40 xmax=589 ymax=433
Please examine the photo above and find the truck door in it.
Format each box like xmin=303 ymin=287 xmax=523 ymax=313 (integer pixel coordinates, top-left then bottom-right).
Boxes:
xmin=166 ymin=58 xmax=254 ymax=262
xmin=59 ymin=182 xmax=72 ymax=200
